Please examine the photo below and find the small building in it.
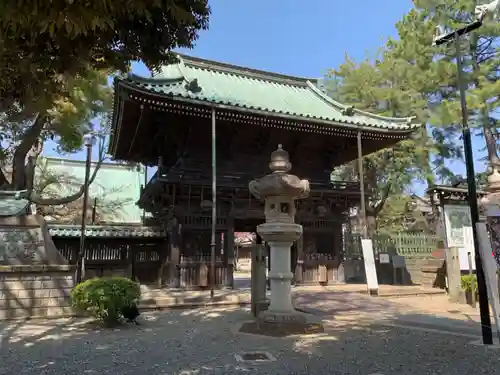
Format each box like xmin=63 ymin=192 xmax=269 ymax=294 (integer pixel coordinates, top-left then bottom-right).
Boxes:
xmin=38 ymin=157 xmax=166 ymax=283
xmin=108 ymin=54 xmax=417 ymax=288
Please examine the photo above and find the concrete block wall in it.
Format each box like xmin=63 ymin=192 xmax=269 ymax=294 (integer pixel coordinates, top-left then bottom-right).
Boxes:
xmin=344 ymin=257 xmax=446 ymax=288
xmin=404 ymin=258 xmax=446 ymax=287
xmin=0 ymin=268 xmax=75 ymax=319
xmin=84 ymin=267 xmax=128 ymax=279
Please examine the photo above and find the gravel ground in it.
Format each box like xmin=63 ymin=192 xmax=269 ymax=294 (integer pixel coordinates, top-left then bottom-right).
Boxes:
xmin=0 ymin=307 xmax=499 ymax=375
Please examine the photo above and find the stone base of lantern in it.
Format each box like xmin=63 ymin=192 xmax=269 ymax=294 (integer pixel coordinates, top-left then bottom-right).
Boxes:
xmin=238 ymin=310 xmax=324 ymax=337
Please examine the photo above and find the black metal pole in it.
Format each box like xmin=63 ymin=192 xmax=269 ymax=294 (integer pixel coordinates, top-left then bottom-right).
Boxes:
xmin=91 ymin=197 xmax=97 ymax=225
xmin=210 ymin=108 xmax=217 ymax=300
xmin=142 ymin=165 xmax=148 ymax=222
xmin=455 ymin=32 xmax=493 ymax=344
xmin=76 ymin=144 xmax=92 ymax=283
xmin=357 ymin=131 xmax=368 ymax=239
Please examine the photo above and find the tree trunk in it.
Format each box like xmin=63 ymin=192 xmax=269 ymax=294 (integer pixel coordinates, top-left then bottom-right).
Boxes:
xmin=483 ymin=123 xmax=500 ymax=167
xmin=471 ymin=35 xmax=500 ymax=170
xmin=0 ymin=169 xmax=9 ymax=188
xmin=25 ymin=139 xmax=43 ymax=194
xmin=11 ymin=114 xmax=46 ymax=190
xmin=366 ymin=211 xmax=377 ymax=239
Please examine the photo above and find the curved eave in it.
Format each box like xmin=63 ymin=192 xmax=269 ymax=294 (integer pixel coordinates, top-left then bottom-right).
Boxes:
xmin=113 ymin=79 xmax=420 ymax=135
xmin=305 ymin=81 xmax=416 ymax=126
xmin=127 ymin=73 xmax=186 ymax=86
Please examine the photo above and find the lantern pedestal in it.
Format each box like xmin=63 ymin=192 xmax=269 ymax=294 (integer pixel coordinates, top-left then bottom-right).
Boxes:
xmin=238 ymin=144 xmax=324 ymax=337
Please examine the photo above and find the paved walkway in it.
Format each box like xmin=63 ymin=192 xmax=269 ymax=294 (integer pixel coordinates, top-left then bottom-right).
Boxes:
xmin=0 ymin=305 xmax=497 ymax=375
xmin=293 ymin=288 xmax=492 ymax=338
xmin=139 ymin=281 xmax=445 ymax=310
xmin=2 ymin=280 xmax=495 ymax=374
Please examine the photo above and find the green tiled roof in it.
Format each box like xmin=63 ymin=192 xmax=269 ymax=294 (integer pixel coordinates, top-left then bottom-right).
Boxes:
xmin=38 ymin=157 xmax=145 ymax=224
xmin=48 ymin=224 xmax=165 ymax=238
xmin=118 ymin=54 xmax=417 ymax=132
xmin=0 ymin=190 xmax=30 ymax=217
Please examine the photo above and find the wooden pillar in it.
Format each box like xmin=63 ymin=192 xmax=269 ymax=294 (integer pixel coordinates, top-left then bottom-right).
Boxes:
xmin=157 ymin=238 xmax=167 ymax=288
xmin=225 ymin=219 xmax=235 ymax=288
xmin=216 ymin=232 xmax=222 ymax=256
xmin=295 ymin=232 xmax=304 ymax=284
xmin=127 ymin=244 xmax=136 ymax=281
xmin=158 ymin=218 xmax=180 ymax=288
xmin=215 ymin=231 xmax=222 ymax=287
xmin=170 ymin=219 xmax=181 ymax=288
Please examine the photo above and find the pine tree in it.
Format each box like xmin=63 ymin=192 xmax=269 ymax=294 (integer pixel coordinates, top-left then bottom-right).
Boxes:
xmin=331 ymin=53 xmax=431 ymax=237
xmin=410 ymin=0 xmax=500 ymax=178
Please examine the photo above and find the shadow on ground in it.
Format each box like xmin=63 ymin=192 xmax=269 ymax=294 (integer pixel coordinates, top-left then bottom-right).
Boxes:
xmin=0 ymin=298 xmax=498 ymax=375
xmin=293 ymin=290 xmax=488 ymax=337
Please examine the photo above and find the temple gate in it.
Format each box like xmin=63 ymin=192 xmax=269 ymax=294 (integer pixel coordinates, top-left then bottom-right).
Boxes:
xmin=109 ymin=54 xmax=417 ymax=289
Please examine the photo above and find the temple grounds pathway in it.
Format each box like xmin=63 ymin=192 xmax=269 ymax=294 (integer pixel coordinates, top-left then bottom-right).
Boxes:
xmin=0 ymin=289 xmax=499 ymax=375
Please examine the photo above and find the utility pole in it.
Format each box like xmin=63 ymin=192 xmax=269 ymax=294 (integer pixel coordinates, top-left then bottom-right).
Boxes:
xmin=433 ymin=19 xmax=493 ymax=345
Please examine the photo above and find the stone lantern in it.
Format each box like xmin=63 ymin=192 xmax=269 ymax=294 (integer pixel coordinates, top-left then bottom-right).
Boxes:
xmin=248 ymin=145 xmax=315 ymax=326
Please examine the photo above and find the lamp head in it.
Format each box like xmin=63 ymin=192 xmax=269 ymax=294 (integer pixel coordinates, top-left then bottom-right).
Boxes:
xmin=83 ymin=133 xmax=96 ymax=147
xmin=432 ymin=25 xmax=446 ymax=46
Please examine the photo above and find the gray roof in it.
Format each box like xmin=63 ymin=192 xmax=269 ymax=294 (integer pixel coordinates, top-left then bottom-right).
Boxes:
xmin=48 ymin=224 xmax=165 ymax=238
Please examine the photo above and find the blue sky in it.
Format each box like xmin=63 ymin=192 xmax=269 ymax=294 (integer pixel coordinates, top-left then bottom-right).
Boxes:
xmin=42 ymin=0 xmax=486 ymax=193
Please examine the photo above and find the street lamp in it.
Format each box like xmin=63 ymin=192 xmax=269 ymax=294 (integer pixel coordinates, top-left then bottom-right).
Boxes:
xmin=75 ymin=133 xmax=96 ymax=283
xmin=433 ymin=19 xmax=493 ymax=345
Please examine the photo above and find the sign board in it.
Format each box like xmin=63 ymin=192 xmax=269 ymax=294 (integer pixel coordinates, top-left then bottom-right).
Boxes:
xmin=476 ymin=223 xmax=500 ymax=340
xmin=392 ymin=255 xmax=406 ymax=269
xmin=379 ymin=253 xmax=390 ymax=264
xmin=458 ymin=247 xmax=476 ymax=271
xmin=443 ymin=205 xmax=475 ymax=270
xmin=443 ymin=205 xmax=472 ymax=247
xmin=361 ymin=239 xmax=379 ymax=293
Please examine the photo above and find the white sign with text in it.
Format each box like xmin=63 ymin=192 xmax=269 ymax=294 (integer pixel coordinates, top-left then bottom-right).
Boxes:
xmin=476 ymin=222 xmax=500 ymax=340
xmin=361 ymin=239 xmax=379 ymax=293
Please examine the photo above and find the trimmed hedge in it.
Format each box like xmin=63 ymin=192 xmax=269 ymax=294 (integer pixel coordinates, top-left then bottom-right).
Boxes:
xmin=71 ymin=277 xmax=140 ymax=325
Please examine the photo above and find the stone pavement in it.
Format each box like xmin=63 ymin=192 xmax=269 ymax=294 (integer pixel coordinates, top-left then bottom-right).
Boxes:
xmin=139 ymin=282 xmax=493 ymax=338
xmin=294 ymin=287 xmax=494 ymax=338
xmin=0 ymin=305 xmax=498 ymax=375
xmin=139 ymin=281 xmax=445 ymax=310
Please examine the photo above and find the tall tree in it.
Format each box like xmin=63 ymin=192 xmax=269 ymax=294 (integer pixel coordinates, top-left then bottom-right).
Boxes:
xmin=331 ymin=53 xmax=432 ymax=237
xmin=0 ymin=1 xmax=209 ymax=205
xmin=0 ymin=68 xmax=112 ymax=205
xmin=386 ymin=6 xmax=465 ymax=185
xmin=0 ymin=1 xmax=210 ymax=117
xmin=408 ymin=0 xmax=500 ymax=181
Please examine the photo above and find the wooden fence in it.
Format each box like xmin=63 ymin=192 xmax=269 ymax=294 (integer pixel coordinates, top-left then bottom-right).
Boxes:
xmin=345 ymin=233 xmax=443 ymax=259
xmin=53 ymin=238 xmax=227 ymax=288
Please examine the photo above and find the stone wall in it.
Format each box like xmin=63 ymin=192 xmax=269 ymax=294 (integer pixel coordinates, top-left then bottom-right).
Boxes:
xmin=0 ymin=265 xmax=75 ymax=320
xmin=403 ymin=258 xmax=446 ymax=288
xmin=344 ymin=257 xmax=446 ymax=288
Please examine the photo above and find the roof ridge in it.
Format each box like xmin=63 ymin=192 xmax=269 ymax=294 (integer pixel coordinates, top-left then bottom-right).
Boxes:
xmin=176 ymin=53 xmax=313 ymax=87
xmin=42 ymin=156 xmax=144 ymax=171
xmin=306 ymin=81 xmax=415 ymax=124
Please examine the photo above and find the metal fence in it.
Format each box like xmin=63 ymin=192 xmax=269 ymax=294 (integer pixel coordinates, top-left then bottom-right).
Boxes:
xmin=345 ymin=232 xmax=443 ymax=259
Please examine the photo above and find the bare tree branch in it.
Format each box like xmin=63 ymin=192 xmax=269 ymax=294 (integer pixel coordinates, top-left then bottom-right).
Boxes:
xmin=11 ymin=113 xmax=46 ymax=190
xmin=29 ymin=136 xmax=108 ymax=205
xmin=372 ymin=182 xmax=392 ymax=215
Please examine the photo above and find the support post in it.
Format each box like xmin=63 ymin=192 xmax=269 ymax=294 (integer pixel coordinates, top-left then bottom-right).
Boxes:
xmin=295 ymin=232 xmax=304 ymax=284
xmin=455 ymin=32 xmax=493 ymax=344
xmin=165 ymin=218 xmax=180 ymax=288
xmin=76 ymin=136 xmax=93 ymax=283
xmin=356 ymin=131 xmax=368 ymax=239
xmin=225 ymin=219 xmax=235 ymax=289
xmin=210 ymin=108 xmax=217 ymax=299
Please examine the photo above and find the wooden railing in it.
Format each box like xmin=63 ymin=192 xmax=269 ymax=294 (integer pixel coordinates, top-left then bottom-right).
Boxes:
xmin=54 ymin=239 xmax=228 ymax=289
xmin=345 ymin=233 xmax=443 ymax=259
xmin=149 ymin=166 xmax=361 ymax=192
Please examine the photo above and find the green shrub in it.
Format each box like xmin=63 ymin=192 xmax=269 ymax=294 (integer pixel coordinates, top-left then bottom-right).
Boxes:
xmin=71 ymin=277 xmax=140 ymax=325
xmin=460 ymin=274 xmax=478 ymax=293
